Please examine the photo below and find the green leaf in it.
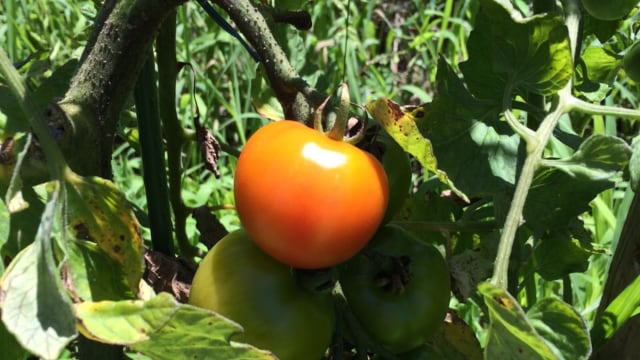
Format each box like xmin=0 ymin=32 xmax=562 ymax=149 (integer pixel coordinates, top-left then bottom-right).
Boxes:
xmin=274 ymin=0 xmax=308 ymax=10
xmin=0 ymin=85 xmax=26 ymax=134
xmin=523 ymin=168 xmax=613 ymax=232
xmin=0 ymin=186 xmax=77 ymax=360
xmin=478 ymin=282 xmax=557 ymax=359
xmin=524 ymin=135 xmax=629 ymax=233
xmin=31 ymin=59 xmax=78 ymax=110
xmin=3 ymin=186 xmax=45 ymax=260
xmin=527 ymin=298 xmax=591 ymax=360
xmin=65 ymin=239 xmax=136 ymax=302
xmin=0 ymin=59 xmax=78 ymax=136
xmin=533 ymin=222 xmax=595 ymax=280
xmin=591 ymin=274 xmax=640 ymax=349
xmin=542 ymin=135 xmax=631 ymax=181
xmin=449 ymin=249 xmax=495 ymax=300
xmin=579 ymin=46 xmax=621 ymax=85
xmin=250 ymin=66 xmax=284 ymax=121
xmin=399 ymin=313 xmax=483 ymax=360
xmin=582 ymin=14 xmax=622 ymax=44
xmin=0 ymin=320 xmax=28 ymax=360
xmin=64 ymin=171 xmax=144 ymax=292
xmin=460 ymin=0 xmax=572 ymax=100
xmin=75 ymin=293 xmax=277 ymax=360
xmin=417 ymin=58 xmax=523 ymax=197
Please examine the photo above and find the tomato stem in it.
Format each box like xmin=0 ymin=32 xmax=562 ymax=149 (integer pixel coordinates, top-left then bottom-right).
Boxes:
xmin=313 ymin=95 xmax=331 ymax=132
xmin=327 ymin=83 xmax=351 ymax=141
xmin=566 ymin=94 xmax=640 ymax=120
xmin=491 ymin=0 xmax=582 ymax=289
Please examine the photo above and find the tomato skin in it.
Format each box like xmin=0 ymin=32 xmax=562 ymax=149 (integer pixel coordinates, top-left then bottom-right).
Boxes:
xmin=189 ymin=230 xmax=335 ymax=360
xmin=340 ymin=225 xmax=450 ymax=354
xmin=234 ymin=120 xmax=389 ymax=269
xmin=581 ymin=0 xmax=637 ymax=20
xmin=379 ymin=135 xmax=412 ymax=223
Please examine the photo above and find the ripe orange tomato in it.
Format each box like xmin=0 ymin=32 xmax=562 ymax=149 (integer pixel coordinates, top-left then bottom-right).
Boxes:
xmin=234 ymin=120 xmax=389 ymax=269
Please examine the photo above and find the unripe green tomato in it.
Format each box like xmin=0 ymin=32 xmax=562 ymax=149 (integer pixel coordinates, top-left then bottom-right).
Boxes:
xmin=189 ymin=230 xmax=336 ymax=360
xmin=624 ymin=41 xmax=640 ymax=82
xmin=340 ymin=225 xmax=451 ymax=354
xmin=581 ymin=0 xmax=637 ymax=20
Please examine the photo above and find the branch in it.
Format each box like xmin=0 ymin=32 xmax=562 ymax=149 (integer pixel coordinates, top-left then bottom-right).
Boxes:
xmin=57 ymin=0 xmax=186 ymax=177
xmin=211 ymin=0 xmax=324 ymax=123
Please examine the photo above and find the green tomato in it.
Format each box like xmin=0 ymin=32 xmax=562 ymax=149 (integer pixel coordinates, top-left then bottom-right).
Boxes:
xmin=624 ymin=41 xmax=640 ymax=82
xmin=340 ymin=225 xmax=451 ymax=354
xmin=189 ymin=230 xmax=336 ymax=360
xmin=380 ymin=135 xmax=412 ymax=223
xmin=581 ymin=0 xmax=637 ymax=20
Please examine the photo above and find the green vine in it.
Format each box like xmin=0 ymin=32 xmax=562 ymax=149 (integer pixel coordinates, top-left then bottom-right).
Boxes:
xmin=491 ymin=0 xmax=640 ymax=289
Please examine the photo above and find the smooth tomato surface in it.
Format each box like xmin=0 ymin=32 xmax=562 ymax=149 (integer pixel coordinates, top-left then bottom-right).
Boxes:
xmin=234 ymin=120 xmax=389 ymax=269
xmin=189 ymin=230 xmax=335 ymax=360
xmin=340 ymin=225 xmax=451 ymax=354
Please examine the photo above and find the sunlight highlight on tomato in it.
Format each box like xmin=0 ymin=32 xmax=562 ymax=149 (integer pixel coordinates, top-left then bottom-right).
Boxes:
xmin=234 ymin=120 xmax=389 ymax=269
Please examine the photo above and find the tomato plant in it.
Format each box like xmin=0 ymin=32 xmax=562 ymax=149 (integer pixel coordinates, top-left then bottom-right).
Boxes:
xmin=189 ymin=229 xmax=336 ymax=360
xmin=580 ymin=0 xmax=637 ymax=20
xmin=339 ymin=225 xmax=451 ymax=354
xmin=5 ymin=0 xmax=640 ymax=359
xmin=379 ymin=135 xmax=412 ymax=223
xmin=234 ymin=120 xmax=389 ymax=269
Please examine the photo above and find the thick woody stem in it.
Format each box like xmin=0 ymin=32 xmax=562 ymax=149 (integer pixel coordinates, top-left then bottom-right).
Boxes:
xmin=211 ymin=0 xmax=324 ymax=123
xmin=58 ymin=0 xmax=185 ymax=177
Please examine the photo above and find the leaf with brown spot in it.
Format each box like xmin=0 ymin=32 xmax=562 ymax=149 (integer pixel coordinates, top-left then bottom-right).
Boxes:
xmin=369 ymin=58 xmax=525 ymax=198
xmin=365 ymin=97 xmax=469 ymax=202
xmin=478 ymin=282 xmax=558 ymax=359
xmin=64 ymin=170 xmax=144 ymax=293
xmin=75 ymin=293 xmax=276 ymax=359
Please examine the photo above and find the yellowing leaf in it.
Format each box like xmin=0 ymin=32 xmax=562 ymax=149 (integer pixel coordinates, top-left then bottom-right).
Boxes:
xmin=64 ymin=170 xmax=144 ymax=292
xmin=75 ymin=293 xmax=277 ymax=360
xmin=478 ymin=282 xmax=557 ymax=359
xmin=365 ymin=98 xmax=469 ymax=202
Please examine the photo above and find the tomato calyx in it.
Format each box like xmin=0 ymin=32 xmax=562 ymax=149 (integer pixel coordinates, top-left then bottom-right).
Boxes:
xmin=313 ymin=83 xmax=367 ymax=145
xmin=365 ymin=250 xmax=413 ymax=295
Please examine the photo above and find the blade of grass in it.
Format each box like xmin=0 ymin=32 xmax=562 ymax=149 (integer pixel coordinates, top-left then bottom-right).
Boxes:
xmin=134 ymin=50 xmax=174 ymax=255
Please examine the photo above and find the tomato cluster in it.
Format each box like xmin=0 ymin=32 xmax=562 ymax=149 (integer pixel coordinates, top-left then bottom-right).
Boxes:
xmin=189 ymin=120 xmax=451 ymax=358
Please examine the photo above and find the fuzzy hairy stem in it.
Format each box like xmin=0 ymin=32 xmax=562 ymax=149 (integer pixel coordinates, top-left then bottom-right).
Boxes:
xmin=211 ymin=0 xmax=323 ymax=123
xmin=58 ymin=0 xmax=185 ymax=177
xmin=491 ymin=0 xmax=581 ymax=289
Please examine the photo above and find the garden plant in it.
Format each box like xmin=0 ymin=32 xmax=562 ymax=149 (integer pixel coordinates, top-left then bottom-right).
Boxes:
xmin=1 ymin=0 xmax=640 ymax=359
